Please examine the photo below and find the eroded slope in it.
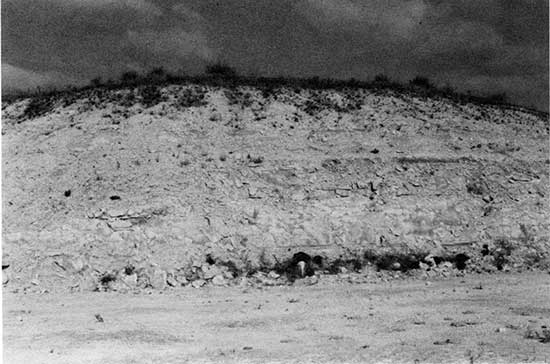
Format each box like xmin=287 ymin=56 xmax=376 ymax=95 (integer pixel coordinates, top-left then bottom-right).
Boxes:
xmin=2 ymin=85 xmax=549 ymax=291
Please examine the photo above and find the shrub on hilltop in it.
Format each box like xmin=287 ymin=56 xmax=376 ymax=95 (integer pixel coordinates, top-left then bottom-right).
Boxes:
xmin=139 ymin=85 xmax=165 ymax=108
xmin=205 ymin=63 xmax=238 ymax=79
xmin=410 ymin=76 xmax=433 ymax=89
xmin=119 ymin=71 xmax=140 ymax=86
xmin=22 ymin=95 xmax=55 ymax=119
xmin=145 ymin=67 xmax=169 ymax=83
xmin=9 ymin=63 xmax=545 ymax=120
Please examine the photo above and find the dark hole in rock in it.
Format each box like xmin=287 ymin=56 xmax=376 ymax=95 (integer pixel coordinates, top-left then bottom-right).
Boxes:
xmin=110 ymin=195 xmax=121 ymax=200
xmin=453 ymin=253 xmax=470 ymax=270
xmin=124 ymin=265 xmax=135 ymax=275
xmin=481 ymin=244 xmax=490 ymax=256
xmin=291 ymin=252 xmax=311 ymax=264
xmin=205 ymin=254 xmax=216 ymax=265
xmin=312 ymin=255 xmax=324 ymax=267
xmin=64 ymin=190 xmax=71 ymax=197
xmin=370 ymin=148 xmax=379 ymax=154
xmin=265 ymin=252 xmax=317 ymax=281
xmin=99 ymin=272 xmax=117 ymax=286
xmin=290 ymin=252 xmax=316 ymax=278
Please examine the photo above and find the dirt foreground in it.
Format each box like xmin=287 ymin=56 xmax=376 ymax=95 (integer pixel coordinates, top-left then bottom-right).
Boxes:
xmin=3 ymin=272 xmax=550 ymax=364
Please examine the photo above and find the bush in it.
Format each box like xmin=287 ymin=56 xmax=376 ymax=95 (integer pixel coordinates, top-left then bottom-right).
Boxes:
xmin=146 ymin=68 xmax=168 ymax=84
xmin=176 ymin=87 xmax=207 ymax=108
xmin=410 ymin=76 xmax=432 ymax=89
xmin=373 ymin=74 xmax=391 ymax=85
xmin=119 ymin=91 xmax=137 ymax=107
xmin=440 ymin=85 xmax=456 ymax=98
xmin=139 ymin=85 xmax=164 ymax=107
xmin=90 ymin=77 xmax=102 ymax=87
xmin=120 ymin=71 xmax=140 ymax=85
xmin=260 ymin=85 xmax=279 ymax=99
xmin=205 ymin=62 xmax=237 ymax=79
xmin=483 ymin=93 xmax=508 ymax=105
xmin=10 ymin=67 xmax=537 ymax=121
xmin=493 ymin=238 xmax=514 ymax=270
xmin=23 ymin=96 xmax=55 ymax=119
xmin=224 ymin=89 xmax=254 ymax=107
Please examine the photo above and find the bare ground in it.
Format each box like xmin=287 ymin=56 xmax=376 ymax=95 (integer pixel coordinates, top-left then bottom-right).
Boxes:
xmin=3 ymin=272 xmax=550 ymax=364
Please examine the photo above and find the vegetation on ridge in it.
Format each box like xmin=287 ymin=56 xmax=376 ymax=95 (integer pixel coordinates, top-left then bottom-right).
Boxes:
xmin=3 ymin=62 xmax=546 ymax=120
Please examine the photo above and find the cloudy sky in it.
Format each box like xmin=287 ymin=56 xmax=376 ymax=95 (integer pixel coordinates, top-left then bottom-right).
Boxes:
xmin=2 ymin=0 xmax=548 ymax=110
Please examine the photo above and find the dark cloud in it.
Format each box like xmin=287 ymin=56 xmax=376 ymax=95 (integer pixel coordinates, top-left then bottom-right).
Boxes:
xmin=2 ymin=0 xmax=548 ymax=110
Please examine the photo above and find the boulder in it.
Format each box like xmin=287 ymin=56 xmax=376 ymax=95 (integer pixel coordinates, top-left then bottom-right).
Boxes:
xmin=108 ymin=220 xmax=133 ymax=230
xmin=191 ymin=279 xmax=206 ymax=288
xmin=122 ymin=273 xmax=138 ymax=288
xmin=150 ymin=269 xmax=167 ymax=290
xmin=212 ymin=275 xmax=227 ymax=286
xmin=202 ymin=264 xmax=223 ymax=280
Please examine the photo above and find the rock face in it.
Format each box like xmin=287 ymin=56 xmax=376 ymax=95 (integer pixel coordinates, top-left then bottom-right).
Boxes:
xmin=2 ymin=84 xmax=549 ymax=290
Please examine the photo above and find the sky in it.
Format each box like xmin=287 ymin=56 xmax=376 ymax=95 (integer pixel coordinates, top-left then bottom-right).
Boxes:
xmin=2 ymin=0 xmax=548 ymax=111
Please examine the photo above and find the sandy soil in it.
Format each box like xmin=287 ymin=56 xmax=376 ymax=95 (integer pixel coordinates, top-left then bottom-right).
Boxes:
xmin=3 ymin=272 xmax=550 ymax=364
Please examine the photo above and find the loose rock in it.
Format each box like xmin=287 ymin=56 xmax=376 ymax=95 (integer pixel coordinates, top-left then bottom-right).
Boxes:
xmin=108 ymin=208 xmax=128 ymax=218
xmin=191 ymin=279 xmax=206 ymax=288
xmin=175 ymin=272 xmax=189 ymax=286
xmin=212 ymin=275 xmax=227 ymax=286
xmin=335 ymin=189 xmax=350 ymax=197
xmin=202 ymin=264 xmax=222 ymax=280
xmin=122 ymin=273 xmax=138 ymax=289
xmin=248 ymin=187 xmax=261 ymax=199
xmin=108 ymin=220 xmax=133 ymax=230
xmin=166 ymin=275 xmax=179 ymax=287
xmin=525 ymin=325 xmax=550 ymax=343
xmin=419 ymin=262 xmax=430 ymax=271
xmin=150 ymin=269 xmax=167 ymax=290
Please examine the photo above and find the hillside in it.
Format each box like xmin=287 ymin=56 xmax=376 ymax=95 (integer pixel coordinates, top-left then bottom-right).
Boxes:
xmin=2 ymin=82 xmax=549 ymax=292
